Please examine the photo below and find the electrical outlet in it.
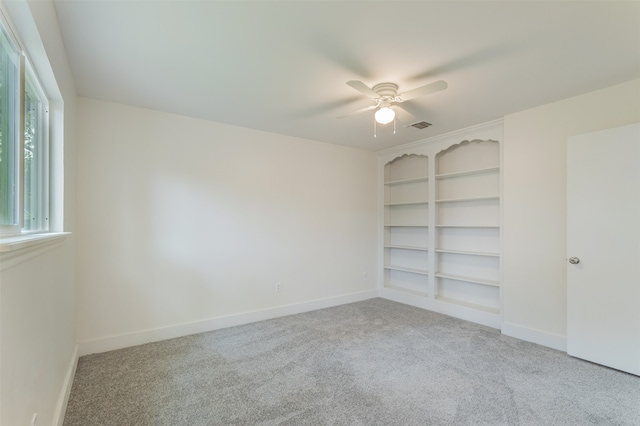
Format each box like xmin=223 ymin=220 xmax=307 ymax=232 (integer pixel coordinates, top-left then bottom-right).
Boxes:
xmin=31 ymin=413 xmax=37 ymax=426
xmin=275 ymin=282 xmax=282 ymax=292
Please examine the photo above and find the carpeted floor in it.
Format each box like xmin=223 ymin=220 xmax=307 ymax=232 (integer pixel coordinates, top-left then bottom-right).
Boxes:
xmin=64 ymin=298 xmax=640 ymax=425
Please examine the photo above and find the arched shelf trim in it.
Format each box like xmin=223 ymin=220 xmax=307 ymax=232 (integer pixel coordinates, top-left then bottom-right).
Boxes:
xmin=383 ymin=153 xmax=429 ymax=184
xmin=435 ymin=139 xmax=500 ymax=176
xmin=384 ymin=153 xmax=428 ymax=167
xmin=434 ymin=138 xmax=500 ymax=157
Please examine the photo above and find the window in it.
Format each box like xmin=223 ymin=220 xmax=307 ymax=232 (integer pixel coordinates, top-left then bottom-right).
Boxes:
xmin=0 ymin=19 xmax=49 ymax=236
xmin=23 ymin=66 xmax=49 ymax=231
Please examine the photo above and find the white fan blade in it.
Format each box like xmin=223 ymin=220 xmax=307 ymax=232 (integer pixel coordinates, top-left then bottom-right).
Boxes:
xmin=395 ymin=103 xmax=417 ymax=118
xmin=398 ymin=80 xmax=448 ymax=102
xmin=397 ymin=102 xmax=431 ymax=120
xmin=346 ymin=80 xmax=379 ymax=98
xmin=391 ymin=105 xmax=413 ymax=124
xmin=336 ymin=104 xmax=377 ymax=119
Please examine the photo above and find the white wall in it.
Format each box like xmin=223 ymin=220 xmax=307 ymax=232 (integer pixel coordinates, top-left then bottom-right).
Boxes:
xmin=0 ymin=0 xmax=77 ymax=425
xmin=76 ymin=98 xmax=378 ymax=352
xmin=502 ymin=79 xmax=640 ymax=349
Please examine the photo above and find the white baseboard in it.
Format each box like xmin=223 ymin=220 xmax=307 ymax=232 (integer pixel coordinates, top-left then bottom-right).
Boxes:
xmin=54 ymin=343 xmax=79 ymax=426
xmin=78 ymin=290 xmax=378 ymax=356
xmin=501 ymin=321 xmax=567 ymax=351
xmin=379 ymin=287 xmax=430 ymax=310
xmin=379 ymin=287 xmax=502 ymax=329
xmin=379 ymin=289 xmax=568 ymax=351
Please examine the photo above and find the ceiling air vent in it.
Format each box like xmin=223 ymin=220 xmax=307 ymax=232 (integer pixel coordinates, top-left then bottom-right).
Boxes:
xmin=408 ymin=121 xmax=432 ymax=130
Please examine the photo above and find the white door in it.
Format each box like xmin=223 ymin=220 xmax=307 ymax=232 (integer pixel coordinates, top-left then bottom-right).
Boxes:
xmin=567 ymin=123 xmax=640 ymax=376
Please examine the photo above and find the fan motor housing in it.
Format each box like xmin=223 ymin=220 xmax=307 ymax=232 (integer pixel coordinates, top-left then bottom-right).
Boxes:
xmin=372 ymin=82 xmax=398 ymax=98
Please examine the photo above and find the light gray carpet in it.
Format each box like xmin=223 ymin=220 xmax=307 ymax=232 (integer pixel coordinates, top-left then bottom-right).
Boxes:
xmin=64 ymin=298 xmax=640 ymax=425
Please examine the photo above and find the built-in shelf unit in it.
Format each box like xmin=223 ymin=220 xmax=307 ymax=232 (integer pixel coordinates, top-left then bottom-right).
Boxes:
xmin=379 ymin=120 xmax=502 ymax=328
xmin=383 ymin=154 xmax=429 ymax=295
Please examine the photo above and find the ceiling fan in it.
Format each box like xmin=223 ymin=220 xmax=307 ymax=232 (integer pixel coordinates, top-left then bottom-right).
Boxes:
xmin=338 ymin=80 xmax=448 ymax=125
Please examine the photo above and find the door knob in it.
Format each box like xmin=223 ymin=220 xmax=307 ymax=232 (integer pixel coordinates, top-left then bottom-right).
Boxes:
xmin=569 ymin=257 xmax=580 ymax=264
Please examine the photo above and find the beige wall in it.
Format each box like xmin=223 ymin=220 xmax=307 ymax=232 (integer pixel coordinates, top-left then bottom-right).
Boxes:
xmin=0 ymin=0 xmax=78 ymax=425
xmin=502 ymin=79 xmax=640 ymax=349
xmin=76 ymin=98 xmax=378 ymax=348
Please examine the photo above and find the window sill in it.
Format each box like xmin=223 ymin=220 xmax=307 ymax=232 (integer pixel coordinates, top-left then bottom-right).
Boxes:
xmin=0 ymin=232 xmax=71 ymax=271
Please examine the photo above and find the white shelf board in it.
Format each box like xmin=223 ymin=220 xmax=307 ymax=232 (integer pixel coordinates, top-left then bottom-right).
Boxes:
xmin=384 ymin=176 xmax=429 ymax=186
xmin=385 ymin=285 xmax=428 ymax=298
xmin=435 ymin=248 xmax=499 ymax=257
xmin=435 ymin=195 xmax=499 ymax=203
xmin=435 ymin=166 xmax=499 ymax=180
xmin=384 ymin=200 xmax=429 ymax=206
xmin=435 ymin=272 xmax=499 ymax=287
xmin=384 ymin=265 xmax=429 ymax=275
xmin=435 ymin=225 xmax=499 ymax=229
xmin=385 ymin=245 xmax=429 ymax=251
xmin=384 ymin=224 xmax=429 ymax=228
xmin=435 ymin=296 xmax=500 ymax=315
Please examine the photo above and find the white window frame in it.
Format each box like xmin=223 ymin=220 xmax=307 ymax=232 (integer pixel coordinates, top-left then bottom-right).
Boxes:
xmin=0 ymin=8 xmax=49 ymax=236
xmin=0 ymin=4 xmax=67 ymax=263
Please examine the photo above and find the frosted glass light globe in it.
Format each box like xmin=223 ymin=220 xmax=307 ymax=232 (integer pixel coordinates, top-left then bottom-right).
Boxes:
xmin=375 ymin=106 xmax=395 ymax=124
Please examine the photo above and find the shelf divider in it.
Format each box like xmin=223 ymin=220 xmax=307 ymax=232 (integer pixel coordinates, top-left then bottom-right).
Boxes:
xmin=435 ymin=224 xmax=499 ymax=228
xmin=384 ymin=265 xmax=429 ymax=275
xmin=435 ymin=195 xmax=499 ymax=203
xmin=384 ymin=176 xmax=429 ymax=186
xmin=435 ymin=166 xmax=499 ymax=180
xmin=435 ymin=272 xmax=499 ymax=287
xmin=384 ymin=224 xmax=429 ymax=227
xmin=385 ymin=245 xmax=429 ymax=251
xmin=435 ymin=248 xmax=499 ymax=257
xmin=435 ymin=296 xmax=500 ymax=314
xmin=384 ymin=200 xmax=429 ymax=206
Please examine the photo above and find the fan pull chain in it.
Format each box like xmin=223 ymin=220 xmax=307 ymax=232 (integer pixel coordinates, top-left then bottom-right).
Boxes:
xmin=374 ymin=117 xmax=398 ymax=137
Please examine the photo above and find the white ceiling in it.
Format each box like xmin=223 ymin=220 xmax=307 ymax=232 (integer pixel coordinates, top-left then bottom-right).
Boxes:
xmin=53 ymin=1 xmax=640 ymax=151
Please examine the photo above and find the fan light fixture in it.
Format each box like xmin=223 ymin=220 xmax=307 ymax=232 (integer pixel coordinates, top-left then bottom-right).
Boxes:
xmin=338 ymin=79 xmax=447 ymax=137
xmin=375 ymin=106 xmax=395 ymax=124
